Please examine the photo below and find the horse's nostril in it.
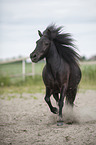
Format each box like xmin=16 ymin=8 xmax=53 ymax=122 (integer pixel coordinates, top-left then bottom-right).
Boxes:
xmin=30 ymin=53 xmax=37 ymax=59
xmin=34 ymin=54 xmax=36 ymax=57
xmin=33 ymin=54 xmax=36 ymax=58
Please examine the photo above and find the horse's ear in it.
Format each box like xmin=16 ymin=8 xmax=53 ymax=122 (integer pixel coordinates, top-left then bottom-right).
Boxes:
xmin=38 ymin=30 xmax=43 ymax=37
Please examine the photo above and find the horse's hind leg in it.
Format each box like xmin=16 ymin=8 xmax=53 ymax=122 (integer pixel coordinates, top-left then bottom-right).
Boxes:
xmin=65 ymin=88 xmax=77 ymax=124
xmin=45 ymin=88 xmax=58 ymax=114
xmin=66 ymin=88 xmax=77 ymax=106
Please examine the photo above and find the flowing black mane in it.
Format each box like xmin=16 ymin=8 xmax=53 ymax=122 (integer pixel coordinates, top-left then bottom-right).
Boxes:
xmin=43 ymin=25 xmax=80 ymax=65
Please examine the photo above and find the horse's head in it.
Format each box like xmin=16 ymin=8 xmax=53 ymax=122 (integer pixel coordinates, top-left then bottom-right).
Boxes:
xmin=30 ymin=30 xmax=51 ymax=63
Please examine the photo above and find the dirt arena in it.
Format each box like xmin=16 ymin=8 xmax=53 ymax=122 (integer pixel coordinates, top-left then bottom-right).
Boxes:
xmin=0 ymin=90 xmax=96 ymax=145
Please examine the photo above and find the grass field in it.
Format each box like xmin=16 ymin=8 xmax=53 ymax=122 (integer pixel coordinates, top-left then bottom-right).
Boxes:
xmin=0 ymin=61 xmax=96 ymax=95
xmin=80 ymin=62 xmax=96 ymax=90
xmin=0 ymin=61 xmax=45 ymax=76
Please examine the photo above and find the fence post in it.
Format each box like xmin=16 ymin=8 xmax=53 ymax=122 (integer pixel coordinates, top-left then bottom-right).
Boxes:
xmin=22 ymin=60 xmax=25 ymax=80
xmin=32 ymin=62 xmax=35 ymax=76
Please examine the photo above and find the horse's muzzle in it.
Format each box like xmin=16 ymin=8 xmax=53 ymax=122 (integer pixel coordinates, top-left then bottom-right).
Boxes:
xmin=30 ymin=53 xmax=38 ymax=63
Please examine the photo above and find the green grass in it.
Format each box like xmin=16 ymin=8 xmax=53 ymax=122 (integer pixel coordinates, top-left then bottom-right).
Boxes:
xmin=0 ymin=61 xmax=96 ymax=96
xmin=0 ymin=61 xmax=45 ymax=77
xmin=0 ymin=62 xmax=22 ymax=76
xmin=0 ymin=76 xmax=45 ymax=95
xmin=79 ymin=63 xmax=96 ymax=90
xmin=0 ymin=61 xmax=45 ymax=86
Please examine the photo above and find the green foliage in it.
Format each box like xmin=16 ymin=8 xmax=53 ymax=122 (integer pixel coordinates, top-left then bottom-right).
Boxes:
xmin=80 ymin=56 xmax=87 ymax=61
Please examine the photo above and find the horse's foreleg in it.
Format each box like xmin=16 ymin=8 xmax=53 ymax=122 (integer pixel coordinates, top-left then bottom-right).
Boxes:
xmin=57 ymin=85 xmax=66 ymax=126
xmin=53 ymin=93 xmax=59 ymax=104
xmin=45 ymin=88 xmax=58 ymax=114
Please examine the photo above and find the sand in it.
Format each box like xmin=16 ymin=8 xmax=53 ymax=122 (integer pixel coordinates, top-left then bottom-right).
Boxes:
xmin=0 ymin=90 xmax=96 ymax=145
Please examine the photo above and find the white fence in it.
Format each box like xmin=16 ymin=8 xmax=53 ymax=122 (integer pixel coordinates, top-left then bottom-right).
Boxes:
xmin=0 ymin=57 xmax=96 ymax=81
xmin=0 ymin=57 xmax=35 ymax=80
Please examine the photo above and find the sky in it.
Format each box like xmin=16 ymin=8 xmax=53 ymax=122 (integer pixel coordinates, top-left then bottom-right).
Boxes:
xmin=0 ymin=0 xmax=96 ymax=60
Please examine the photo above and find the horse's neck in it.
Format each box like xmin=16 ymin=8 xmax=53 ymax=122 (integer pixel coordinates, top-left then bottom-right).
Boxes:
xmin=46 ymin=41 xmax=61 ymax=73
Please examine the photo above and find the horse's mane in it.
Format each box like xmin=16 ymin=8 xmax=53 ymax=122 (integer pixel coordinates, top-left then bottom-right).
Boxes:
xmin=43 ymin=24 xmax=80 ymax=65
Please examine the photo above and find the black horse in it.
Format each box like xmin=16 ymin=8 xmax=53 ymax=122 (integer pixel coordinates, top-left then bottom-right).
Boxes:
xmin=30 ymin=24 xmax=81 ymax=126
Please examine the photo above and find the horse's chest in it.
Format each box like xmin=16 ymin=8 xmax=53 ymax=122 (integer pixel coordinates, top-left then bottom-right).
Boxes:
xmin=53 ymin=80 xmax=60 ymax=92
xmin=42 ymin=65 xmax=67 ymax=93
xmin=48 ymin=74 xmax=61 ymax=93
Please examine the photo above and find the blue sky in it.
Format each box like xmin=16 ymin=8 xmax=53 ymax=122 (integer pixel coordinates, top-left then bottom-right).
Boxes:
xmin=0 ymin=0 xmax=96 ymax=59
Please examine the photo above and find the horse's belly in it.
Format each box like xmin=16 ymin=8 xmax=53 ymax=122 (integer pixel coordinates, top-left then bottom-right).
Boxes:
xmin=53 ymin=82 xmax=60 ymax=93
xmin=44 ymin=77 xmax=60 ymax=93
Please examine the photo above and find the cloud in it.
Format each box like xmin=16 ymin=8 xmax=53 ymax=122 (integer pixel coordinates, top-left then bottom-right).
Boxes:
xmin=1 ymin=0 xmax=96 ymax=24
xmin=0 ymin=0 xmax=96 ymax=59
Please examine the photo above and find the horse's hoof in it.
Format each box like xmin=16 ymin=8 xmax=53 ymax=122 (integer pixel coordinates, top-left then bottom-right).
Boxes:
xmin=57 ymin=120 xmax=64 ymax=126
xmin=51 ymin=107 xmax=58 ymax=114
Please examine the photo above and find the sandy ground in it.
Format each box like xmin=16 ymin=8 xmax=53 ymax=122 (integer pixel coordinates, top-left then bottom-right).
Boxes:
xmin=0 ymin=90 xmax=96 ymax=145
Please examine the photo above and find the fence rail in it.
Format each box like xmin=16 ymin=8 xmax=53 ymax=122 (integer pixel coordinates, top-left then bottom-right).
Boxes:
xmin=0 ymin=57 xmax=96 ymax=80
xmin=0 ymin=57 xmax=29 ymax=64
xmin=0 ymin=57 xmax=35 ymax=80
